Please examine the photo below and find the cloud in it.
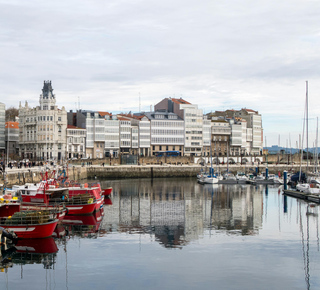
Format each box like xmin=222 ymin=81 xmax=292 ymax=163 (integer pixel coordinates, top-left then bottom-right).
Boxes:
xmin=1 ymin=0 xmax=320 ymax=146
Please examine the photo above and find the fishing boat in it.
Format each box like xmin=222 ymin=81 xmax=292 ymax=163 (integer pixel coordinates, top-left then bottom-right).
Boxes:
xmin=15 ymin=181 xmax=98 ymax=216
xmin=102 ymin=187 xmax=113 ymax=196
xmin=67 ymin=182 xmax=104 ymax=212
xmin=0 ymin=210 xmax=59 ymax=239
xmin=0 ymin=196 xmax=21 ymax=219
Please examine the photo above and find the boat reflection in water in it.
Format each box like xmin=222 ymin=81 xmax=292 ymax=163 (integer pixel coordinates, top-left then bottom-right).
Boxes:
xmin=0 ymin=237 xmax=58 ymax=272
xmin=54 ymin=207 xmax=105 ymax=240
xmin=100 ymin=179 xmax=266 ymax=248
xmin=0 ymin=205 xmax=107 ymax=273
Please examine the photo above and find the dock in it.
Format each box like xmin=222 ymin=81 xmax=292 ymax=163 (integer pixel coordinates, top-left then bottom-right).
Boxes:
xmin=283 ymin=189 xmax=320 ymax=203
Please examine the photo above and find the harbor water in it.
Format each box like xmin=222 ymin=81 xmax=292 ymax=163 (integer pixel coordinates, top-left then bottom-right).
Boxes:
xmin=1 ymin=178 xmax=319 ymax=290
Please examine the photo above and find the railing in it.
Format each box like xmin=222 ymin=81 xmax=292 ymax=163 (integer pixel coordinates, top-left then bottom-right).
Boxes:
xmin=2 ymin=210 xmax=56 ymax=225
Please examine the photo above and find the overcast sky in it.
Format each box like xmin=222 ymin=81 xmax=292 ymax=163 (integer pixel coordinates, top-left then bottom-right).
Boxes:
xmin=1 ymin=0 xmax=320 ymax=147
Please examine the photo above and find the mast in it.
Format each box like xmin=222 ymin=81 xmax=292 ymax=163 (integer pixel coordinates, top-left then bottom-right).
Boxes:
xmin=306 ymin=81 xmax=309 ymax=175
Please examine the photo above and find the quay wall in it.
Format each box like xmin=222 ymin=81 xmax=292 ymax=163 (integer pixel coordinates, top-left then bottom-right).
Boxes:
xmin=1 ymin=164 xmax=311 ymax=186
xmin=87 ymin=164 xmax=310 ymax=180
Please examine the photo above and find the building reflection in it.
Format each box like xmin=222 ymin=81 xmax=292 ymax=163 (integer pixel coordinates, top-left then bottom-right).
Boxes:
xmin=101 ymin=179 xmax=264 ymax=248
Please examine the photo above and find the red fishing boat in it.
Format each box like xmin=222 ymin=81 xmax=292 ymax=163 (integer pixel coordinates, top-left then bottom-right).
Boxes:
xmin=102 ymin=187 xmax=113 ymax=196
xmin=16 ymin=181 xmax=98 ymax=216
xmin=0 ymin=196 xmax=21 ymax=218
xmin=67 ymin=182 xmax=104 ymax=212
xmin=0 ymin=210 xmax=59 ymax=239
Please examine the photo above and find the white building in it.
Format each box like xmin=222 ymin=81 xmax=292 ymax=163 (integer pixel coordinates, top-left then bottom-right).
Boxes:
xmin=0 ymin=103 xmax=5 ymax=153
xmin=234 ymin=109 xmax=263 ymax=155
xmin=104 ymin=115 xmax=120 ymax=158
xmin=19 ymin=81 xmax=67 ymax=161
xmin=67 ymin=110 xmax=106 ymax=159
xmin=155 ymin=98 xmax=203 ymax=156
xmin=66 ymin=125 xmax=86 ymax=159
xmin=202 ymin=117 xmax=211 ymax=157
xmin=144 ymin=111 xmax=184 ymax=156
xmin=118 ymin=113 xmax=151 ymax=156
xmin=117 ymin=116 xmax=132 ymax=154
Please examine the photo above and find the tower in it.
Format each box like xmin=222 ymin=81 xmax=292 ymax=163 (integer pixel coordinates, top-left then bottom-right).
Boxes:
xmin=39 ymin=80 xmax=56 ymax=110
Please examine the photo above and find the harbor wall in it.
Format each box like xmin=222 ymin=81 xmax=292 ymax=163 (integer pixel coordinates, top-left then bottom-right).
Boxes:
xmin=1 ymin=163 xmax=312 ymax=186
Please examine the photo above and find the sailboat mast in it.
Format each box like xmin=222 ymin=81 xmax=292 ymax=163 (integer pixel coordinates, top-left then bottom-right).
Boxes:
xmin=306 ymin=80 xmax=309 ymax=174
xmin=316 ymin=117 xmax=319 ymax=173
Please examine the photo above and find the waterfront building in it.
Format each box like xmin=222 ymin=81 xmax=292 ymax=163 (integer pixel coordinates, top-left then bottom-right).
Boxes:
xmin=66 ymin=125 xmax=86 ymax=159
xmin=208 ymin=108 xmax=263 ymax=156
xmin=18 ymin=81 xmax=67 ymax=161
xmin=210 ymin=118 xmax=231 ymax=158
xmin=144 ymin=111 xmax=184 ymax=156
xmin=137 ymin=115 xmax=151 ymax=157
xmin=117 ymin=113 xmax=151 ymax=157
xmin=104 ymin=115 xmax=120 ymax=158
xmin=68 ymin=110 xmax=105 ymax=159
xmin=0 ymin=103 xmax=5 ymax=155
xmin=229 ymin=118 xmax=247 ymax=157
xmin=155 ymin=98 xmax=203 ymax=156
xmin=5 ymin=121 xmax=19 ymax=160
xmin=202 ymin=117 xmax=211 ymax=157
xmin=234 ymin=108 xmax=263 ymax=155
xmin=117 ymin=115 xmax=132 ymax=154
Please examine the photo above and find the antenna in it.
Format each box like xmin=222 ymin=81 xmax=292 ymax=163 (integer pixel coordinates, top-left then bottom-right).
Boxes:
xmin=78 ymin=96 xmax=80 ymax=110
xmin=139 ymin=92 xmax=141 ymax=112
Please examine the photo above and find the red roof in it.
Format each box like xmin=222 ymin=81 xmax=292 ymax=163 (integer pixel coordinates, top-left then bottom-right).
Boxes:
xmin=117 ymin=116 xmax=130 ymax=121
xmin=98 ymin=111 xmax=112 ymax=117
xmin=5 ymin=122 xmax=19 ymax=129
xmin=242 ymin=108 xmax=257 ymax=113
xmin=171 ymin=98 xmax=191 ymax=105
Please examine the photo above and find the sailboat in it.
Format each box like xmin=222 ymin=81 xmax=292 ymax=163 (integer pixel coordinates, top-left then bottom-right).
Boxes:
xmin=284 ymin=81 xmax=320 ymax=200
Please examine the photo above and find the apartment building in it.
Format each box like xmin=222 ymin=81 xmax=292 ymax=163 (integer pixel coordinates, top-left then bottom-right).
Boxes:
xmin=0 ymin=103 xmax=5 ymax=154
xmin=155 ymin=98 xmax=203 ymax=156
xmin=66 ymin=125 xmax=86 ymax=159
xmin=144 ymin=111 xmax=184 ymax=156
xmin=5 ymin=121 xmax=19 ymax=158
xmin=104 ymin=115 xmax=120 ymax=158
xmin=211 ymin=118 xmax=231 ymax=157
xmin=117 ymin=113 xmax=151 ymax=156
xmin=202 ymin=117 xmax=211 ymax=157
xmin=19 ymin=81 xmax=67 ymax=161
xmin=234 ymin=109 xmax=263 ymax=155
xmin=117 ymin=116 xmax=132 ymax=154
xmin=208 ymin=108 xmax=263 ymax=156
xmin=68 ymin=110 xmax=105 ymax=158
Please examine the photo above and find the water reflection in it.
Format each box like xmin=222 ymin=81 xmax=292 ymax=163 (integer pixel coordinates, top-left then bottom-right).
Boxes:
xmin=1 ymin=179 xmax=319 ymax=290
xmin=101 ymin=179 xmax=267 ymax=247
xmin=0 ymin=238 xmax=58 ymax=273
xmin=0 ymin=207 xmax=105 ymax=274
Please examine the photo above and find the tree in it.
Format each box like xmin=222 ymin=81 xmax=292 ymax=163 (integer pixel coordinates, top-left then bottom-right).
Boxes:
xmin=5 ymin=107 xmax=19 ymax=122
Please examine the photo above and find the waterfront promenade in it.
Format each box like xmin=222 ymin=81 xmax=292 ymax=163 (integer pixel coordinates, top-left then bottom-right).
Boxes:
xmin=1 ymin=162 xmax=311 ymax=187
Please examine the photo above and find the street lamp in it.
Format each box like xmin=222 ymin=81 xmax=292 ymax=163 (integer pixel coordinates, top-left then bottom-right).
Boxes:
xmin=6 ymin=123 xmax=9 ymax=168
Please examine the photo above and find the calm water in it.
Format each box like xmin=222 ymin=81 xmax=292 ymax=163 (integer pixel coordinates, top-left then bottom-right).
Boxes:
xmin=1 ymin=178 xmax=319 ymax=290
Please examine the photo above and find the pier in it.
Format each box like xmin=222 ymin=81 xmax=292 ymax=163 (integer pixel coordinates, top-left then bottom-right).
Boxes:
xmin=283 ymin=189 xmax=320 ymax=204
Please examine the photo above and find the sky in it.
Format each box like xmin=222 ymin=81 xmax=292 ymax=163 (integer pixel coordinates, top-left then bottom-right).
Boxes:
xmin=1 ymin=0 xmax=320 ymax=147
